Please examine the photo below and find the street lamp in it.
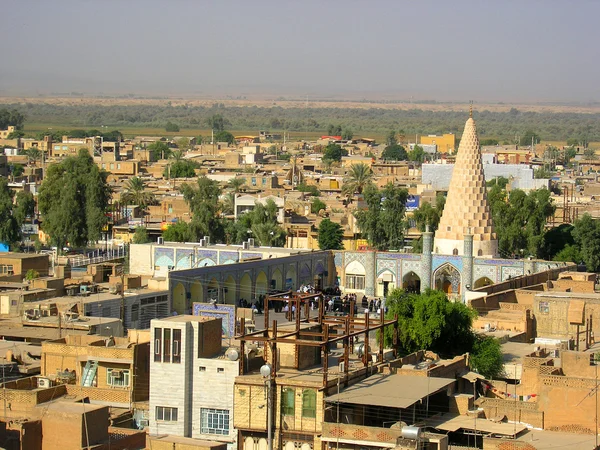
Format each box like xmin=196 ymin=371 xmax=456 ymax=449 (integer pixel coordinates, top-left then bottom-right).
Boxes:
xmin=260 ymin=364 xmax=273 ymax=450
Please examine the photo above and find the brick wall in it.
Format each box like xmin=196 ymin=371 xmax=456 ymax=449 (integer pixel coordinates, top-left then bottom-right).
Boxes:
xmin=478 ymin=398 xmax=543 ymax=429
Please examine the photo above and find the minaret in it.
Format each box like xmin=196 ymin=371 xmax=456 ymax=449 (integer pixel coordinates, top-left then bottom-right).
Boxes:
xmin=434 ymin=107 xmax=498 ymax=257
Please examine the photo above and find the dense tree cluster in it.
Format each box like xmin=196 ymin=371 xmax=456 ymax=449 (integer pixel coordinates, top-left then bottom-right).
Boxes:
xmin=488 ymin=186 xmax=555 ymax=258
xmin=383 ymin=288 xmax=504 ymax=379
xmin=317 ymin=219 xmax=344 ymax=250
xmin=354 ymin=183 xmax=408 ymax=251
xmin=38 ymin=149 xmax=112 ymax=250
xmin=6 ymin=103 xmax=599 ymax=142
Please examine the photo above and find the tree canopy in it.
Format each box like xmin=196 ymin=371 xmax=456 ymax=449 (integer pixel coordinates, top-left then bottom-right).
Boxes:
xmin=147 ymin=141 xmax=171 ymax=160
xmin=322 ymin=143 xmax=348 ymax=163
xmin=214 ymin=130 xmax=235 ymax=145
xmin=165 ymin=121 xmax=180 ymax=132
xmin=412 ymin=194 xmax=446 ymax=232
xmin=342 ymin=163 xmax=373 ymax=196
xmin=488 ymin=186 xmax=555 ymax=258
xmin=38 ymin=149 xmax=111 ymax=250
xmin=317 ymin=219 xmax=344 ymax=250
xmin=227 ymin=199 xmax=286 ymax=247
xmin=354 ymin=183 xmax=408 ymax=250
xmin=132 ymin=226 xmax=151 ymax=244
xmin=179 ymin=176 xmax=226 ymax=243
xmin=0 ymin=109 xmax=25 ymax=130
xmin=381 ymin=144 xmax=408 ymax=161
xmin=0 ymin=178 xmax=21 ymax=248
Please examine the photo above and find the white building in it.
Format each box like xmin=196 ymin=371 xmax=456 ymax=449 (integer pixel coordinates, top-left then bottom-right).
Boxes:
xmin=149 ymin=315 xmax=239 ymax=449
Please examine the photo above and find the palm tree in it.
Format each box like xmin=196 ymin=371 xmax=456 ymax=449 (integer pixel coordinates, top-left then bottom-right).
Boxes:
xmin=342 ymin=163 xmax=373 ymax=197
xmin=227 ymin=177 xmax=246 ymax=193
xmin=222 ymin=191 xmax=235 ymax=215
xmin=121 ymin=177 xmax=156 ymax=224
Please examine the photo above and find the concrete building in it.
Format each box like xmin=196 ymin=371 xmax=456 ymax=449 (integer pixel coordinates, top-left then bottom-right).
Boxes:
xmin=41 ymin=331 xmax=151 ymax=407
xmin=149 ymin=315 xmax=236 ymax=445
xmin=420 ymin=133 xmax=455 ymax=154
xmin=234 ymin=194 xmax=284 ymax=223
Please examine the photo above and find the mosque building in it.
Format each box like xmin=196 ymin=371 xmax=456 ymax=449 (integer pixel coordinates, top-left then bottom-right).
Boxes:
xmin=130 ymin=111 xmax=569 ymax=313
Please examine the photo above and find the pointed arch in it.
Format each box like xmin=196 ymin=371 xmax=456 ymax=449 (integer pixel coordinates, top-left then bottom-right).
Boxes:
xmin=271 ymin=268 xmax=283 ymax=291
xmin=434 ymin=263 xmax=461 ymax=295
xmin=173 ymin=282 xmax=186 ymax=314
xmin=474 ymin=276 xmax=494 ymax=289
xmin=402 ymin=271 xmax=421 ymax=294
xmin=197 ymin=258 xmax=216 ymax=268
xmin=224 ymin=275 xmax=237 ymax=304
xmin=190 ymin=281 xmax=203 ymax=303
xmin=240 ymin=273 xmax=253 ymax=301
xmin=207 ymin=278 xmax=219 ymax=302
xmin=285 ymin=266 xmax=297 ymax=290
xmin=256 ymin=271 xmax=268 ymax=297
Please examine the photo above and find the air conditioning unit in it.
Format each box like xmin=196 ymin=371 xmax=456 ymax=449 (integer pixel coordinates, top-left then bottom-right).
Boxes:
xmin=138 ymin=419 xmax=149 ymax=429
xmin=157 ymin=237 xmax=164 ymax=245
xmin=204 ymin=236 xmax=210 ymax=246
xmin=199 ymin=239 xmax=206 ymax=247
xmin=242 ymin=242 xmax=250 ymax=250
xmin=248 ymin=238 xmax=255 ymax=247
xmin=38 ymin=377 xmax=53 ymax=388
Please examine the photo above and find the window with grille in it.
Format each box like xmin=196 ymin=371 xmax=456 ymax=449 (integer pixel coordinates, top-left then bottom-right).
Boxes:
xmin=345 ymin=275 xmax=365 ymax=290
xmin=172 ymin=329 xmax=181 ymax=364
xmin=107 ymin=368 xmax=130 ymax=387
xmin=154 ymin=328 xmax=162 ymax=362
xmin=156 ymin=406 xmax=178 ymax=422
xmin=200 ymin=408 xmax=229 ymax=435
xmin=302 ymin=389 xmax=316 ymax=418
xmin=281 ymin=388 xmax=295 ymax=416
xmin=163 ymin=328 xmax=171 ymax=362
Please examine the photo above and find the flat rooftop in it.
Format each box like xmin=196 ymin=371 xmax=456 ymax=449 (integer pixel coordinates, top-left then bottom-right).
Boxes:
xmin=326 ymin=374 xmax=455 ymax=409
xmin=138 ymin=241 xmax=313 ymax=255
xmin=156 ymin=314 xmax=218 ymax=324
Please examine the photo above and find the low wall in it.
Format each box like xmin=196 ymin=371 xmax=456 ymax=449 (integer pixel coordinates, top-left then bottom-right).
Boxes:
xmin=478 ymin=398 xmax=544 ymax=429
xmin=66 ymin=385 xmax=131 ymax=406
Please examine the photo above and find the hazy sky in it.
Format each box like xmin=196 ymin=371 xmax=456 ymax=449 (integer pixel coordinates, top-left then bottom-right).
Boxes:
xmin=2 ymin=0 xmax=599 ymax=102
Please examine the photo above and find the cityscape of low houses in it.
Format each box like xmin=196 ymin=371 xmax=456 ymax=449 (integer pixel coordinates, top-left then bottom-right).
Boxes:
xmin=0 ymin=120 xmax=599 ymax=449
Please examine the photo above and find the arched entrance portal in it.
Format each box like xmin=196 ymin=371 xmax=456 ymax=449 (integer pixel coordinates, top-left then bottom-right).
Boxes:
xmin=402 ymin=272 xmax=421 ymax=294
xmin=190 ymin=281 xmax=203 ymax=303
xmin=434 ymin=264 xmax=461 ymax=297
xmin=474 ymin=277 xmax=494 ymax=289
xmin=256 ymin=271 xmax=268 ymax=298
xmin=173 ymin=282 xmax=186 ymax=314
xmin=224 ymin=275 xmax=237 ymax=304
xmin=376 ymin=270 xmax=396 ymax=297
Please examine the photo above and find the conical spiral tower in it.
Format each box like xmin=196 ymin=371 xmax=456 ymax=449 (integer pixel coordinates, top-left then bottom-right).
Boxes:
xmin=434 ymin=111 xmax=498 ymax=257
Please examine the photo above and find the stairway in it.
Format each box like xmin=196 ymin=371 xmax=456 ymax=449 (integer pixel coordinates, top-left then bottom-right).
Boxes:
xmin=81 ymin=360 xmax=98 ymax=387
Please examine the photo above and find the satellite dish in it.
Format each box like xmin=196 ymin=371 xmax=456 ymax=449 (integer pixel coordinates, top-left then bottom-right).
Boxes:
xmin=226 ymin=348 xmax=239 ymax=361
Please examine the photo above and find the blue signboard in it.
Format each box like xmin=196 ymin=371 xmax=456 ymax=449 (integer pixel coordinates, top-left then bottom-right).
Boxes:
xmin=406 ymin=195 xmax=420 ymax=211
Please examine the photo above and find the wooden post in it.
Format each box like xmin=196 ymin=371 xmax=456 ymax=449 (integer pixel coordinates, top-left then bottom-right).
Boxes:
xmin=379 ymin=308 xmax=384 ymax=363
xmin=393 ymin=314 xmax=399 ymax=358
xmin=295 ymin=297 xmax=301 ymax=331
xmin=239 ymin=318 xmax=246 ymax=375
xmin=318 ymin=294 xmax=324 ymax=324
xmin=344 ymin=318 xmax=350 ymax=386
xmin=363 ymin=312 xmax=370 ymax=367
xmin=272 ymin=320 xmax=278 ymax=379
xmin=264 ymin=296 xmax=269 ymax=329
xmin=323 ymin=323 xmax=329 ymax=388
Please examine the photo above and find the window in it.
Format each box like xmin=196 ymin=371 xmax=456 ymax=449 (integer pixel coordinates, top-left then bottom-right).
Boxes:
xmin=107 ymin=368 xmax=130 ymax=387
xmin=200 ymin=408 xmax=229 ymax=435
xmin=251 ymin=177 xmax=257 ymax=186
xmin=262 ymin=178 xmax=267 ymax=185
xmin=163 ymin=328 xmax=171 ymax=363
xmin=477 ymin=249 xmax=483 ymax=256
xmin=302 ymin=389 xmax=316 ymax=418
xmin=345 ymin=275 xmax=365 ymax=290
xmin=217 ymin=367 xmax=224 ymax=373
xmin=172 ymin=329 xmax=181 ymax=364
xmin=199 ymin=366 xmax=206 ymax=372
xmin=156 ymin=406 xmax=178 ymax=422
xmin=539 ymin=301 xmax=550 ymax=314
xmin=452 ymin=248 xmax=459 ymax=256
xmin=154 ymin=328 xmax=162 ymax=362
xmin=281 ymin=388 xmax=295 ymax=416
xmin=117 ymin=163 xmax=121 ymax=169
